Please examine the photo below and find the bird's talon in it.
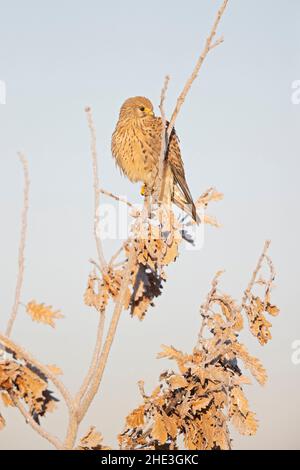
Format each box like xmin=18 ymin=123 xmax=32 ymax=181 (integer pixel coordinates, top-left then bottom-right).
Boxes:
xmin=140 ymin=184 xmax=146 ymax=196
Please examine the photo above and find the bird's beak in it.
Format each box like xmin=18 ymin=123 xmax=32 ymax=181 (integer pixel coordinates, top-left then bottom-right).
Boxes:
xmin=144 ymin=107 xmax=154 ymax=116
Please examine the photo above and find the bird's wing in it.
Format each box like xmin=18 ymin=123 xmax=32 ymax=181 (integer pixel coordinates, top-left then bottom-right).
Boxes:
xmin=166 ymin=126 xmax=198 ymax=223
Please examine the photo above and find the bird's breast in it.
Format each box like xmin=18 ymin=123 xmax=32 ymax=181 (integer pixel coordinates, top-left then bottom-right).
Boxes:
xmin=112 ymin=122 xmax=156 ymax=184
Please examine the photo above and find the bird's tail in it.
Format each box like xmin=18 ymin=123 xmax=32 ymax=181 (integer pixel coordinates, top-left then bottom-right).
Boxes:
xmin=170 ymin=166 xmax=200 ymax=224
xmin=172 ymin=186 xmax=200 ymax=224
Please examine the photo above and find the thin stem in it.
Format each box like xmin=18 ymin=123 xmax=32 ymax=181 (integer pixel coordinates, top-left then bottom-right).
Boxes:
xmin=78 ymin=246 xmax=136 ymax=421
xmin=6 ymin=153 xmax=30 ymax=337
xmin=109 ymin=245 xmax=126 ymax=266
xmin=168 ymin=0 xmax=228 ymax=138
xmin=197 ymin=271 xmax=224 ymax=348
xmin=85 ymin=106 xmax=107 ymax=271
xmin=64 ymin=312 xmax=106 ymax=448
xmin=99 ymin=188 xmax=133 ymax=208
xmin=10 ymin=394 xmax=64 ymax=450
xmin=241 ymin=240 xmax=271 ymax=308
xmin=156 ymin=75 xmax=170 ymax=204
xmin=76 ymin=311 xmax=106 ymax=404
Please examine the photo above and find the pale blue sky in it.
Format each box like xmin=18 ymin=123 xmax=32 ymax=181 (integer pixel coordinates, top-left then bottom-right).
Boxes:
xmin=0 ymin=0 xmax=299 ymax=449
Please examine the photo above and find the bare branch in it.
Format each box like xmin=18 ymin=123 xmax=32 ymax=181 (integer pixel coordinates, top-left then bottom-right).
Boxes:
xmin=10 ymin=394 xmax=64 ymax=450
xmin=78 ymin=246 xmax=137 ymax=421
xmin=85 ymin=106 xmax=107 ymax=271
xmin=209 ymin=35 xmax=224 ymax=50
xmin=156 ymin=75 xmax=170 ymax=204
xmin=99 ymin=187 xmax=133 ymax=208
xmin=168 ymin=0 xmax=228 ymax=137
xmin=76 ymin=311 xmax=106 ymax=404
xmin=6 ymin=153 xmax=30 ymax=337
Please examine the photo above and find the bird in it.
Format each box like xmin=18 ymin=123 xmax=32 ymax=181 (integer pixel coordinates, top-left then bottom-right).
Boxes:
xmin=111 ymin=96 xmax=199 ymax=223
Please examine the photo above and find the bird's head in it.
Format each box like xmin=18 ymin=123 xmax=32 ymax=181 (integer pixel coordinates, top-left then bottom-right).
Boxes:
xmin=119 ymin=96 xmax=154 ymax=120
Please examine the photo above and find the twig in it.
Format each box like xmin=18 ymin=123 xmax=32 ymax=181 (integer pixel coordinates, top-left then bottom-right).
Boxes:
xmin=89 ymin=258 xmax=102 ymax=273
xmin=6 ymin=154 xmax=30 ymax=337
xmin=10 ymin=393 xmax=64 ymax=450
xmin=64 ymin=296 xmax=106 ymax=448
xmin=241 ymin=240 xmax=271 ymax=308
xmin=78 ymin=245 xmax=136 ymax=421
xmin=99 ymin=188 xmax=133 ymax=208
xmin=85 ymin=107 xmax=107 ymax=271
xmin=168 ymin=0 xmax=228 ymax=138
xmin=138 ymin=380 xmax=146 ymax=399
xmin=76 ymin=311 xmax=106 ymax=404
xmin=156 ymin=75 xmax=170 ymax=204
xmin=112 ymin=260 xmax=127 ymax=268
xmin=109 ymin=244 xmax=126 ymax=267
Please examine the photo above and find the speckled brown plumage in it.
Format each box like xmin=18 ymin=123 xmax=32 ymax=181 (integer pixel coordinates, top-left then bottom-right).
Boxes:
xmin=111 ymin=96 xmax=198 ymax=222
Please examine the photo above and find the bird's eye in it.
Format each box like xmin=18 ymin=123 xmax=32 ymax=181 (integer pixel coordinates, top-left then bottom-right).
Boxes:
xmin=139 ymin=106 xmax=145 ymax=111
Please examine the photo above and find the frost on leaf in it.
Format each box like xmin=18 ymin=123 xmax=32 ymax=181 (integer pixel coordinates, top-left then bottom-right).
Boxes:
xmin=242 ymin=249 xmax=280 ymax=345
xmin=46 ymin=364 xmax=63 ymax=376
xmin=0 ymin=358 xmax=59 ymax=424
xmin=84 ymin=271 xmax=130 ymax=313
xmin=85 ymin=195 xmax=221 ymax=320
xmin=120 ymin=245 xmax=279 ymax=450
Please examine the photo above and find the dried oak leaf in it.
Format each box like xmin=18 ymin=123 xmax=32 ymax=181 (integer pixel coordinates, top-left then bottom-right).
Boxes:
xmin=1 ymin=391 xmax=14 ymax=407
xmin=157 ymin=345 xmax=190 ymax=373
xmin=84 ymin=274 xmax=109 ymax=312
xmin=151 ymin=413 xmax=168 ymax=445
xmin=0 ymin=360 xmax=59 ymax=423
xmin=126 ymin=405 xmax=145 ymax=428
xmin=231 ymin=410 xmax=258 ymax=436
xmin=266 ymin=303 xmax=280 ymax=317
xmin=232 ymin=343 xmax=267 ymax=385
xmin=77 ymin=426 xmax=110 ymax=450
xmin=130 ymin=264 xmax=164 ymax=319
xmin=167 ymin=374 xmax=189 ymax=390
xmin=26 ymin=301 xmax=63 ymax=327
xmin=161 ymin=412 xmax=178 ymax=439
xmin=192 ymin=396 xmax=213 ymax=413
xmin=46 ymin=364 xmax=63 ymax=375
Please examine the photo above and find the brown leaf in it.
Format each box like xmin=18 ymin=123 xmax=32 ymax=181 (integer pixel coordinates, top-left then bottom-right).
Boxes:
xmin=231 ymin=411 xmax=258 ymax=436
xmin=1 ymin=392 xmax=14 ymax=407
xmin=152 ymin=413 xmax=167 ymax=444
xmin=0 ymin=360 xmax=58 ymax=421
xmin=266 ymin=304 xmax=280 ymax=317
xmin=46 ymin=365 xmax=63 ymax=375
xmin=233 ymin=343 xmax=267 ymax=385
xmin=162 ymin=242 xmax=179 ymax=265
xmin=126 ymin=405 xmax=145 ymax=428
xmin=203 ymin=214 xmax=221 ymax=228
xmin=231 ymin=386 xmax=249 ymax=416
xmin=157 ymin=345 xmax=187 ymax=364
xmin=192 ymin=396 xmax=212 ymax=412
xmin=26 ymin=301 xmax=63 ymax=327
xmin=77 ymin=426 xmax=110 ymax=450
xmin=167 ymin=375 xmax=189 ymax=390
xmin=162 ymin=413 xmax=178 ymax=439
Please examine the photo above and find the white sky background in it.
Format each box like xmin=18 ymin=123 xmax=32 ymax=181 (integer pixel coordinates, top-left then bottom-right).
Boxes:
xmin=0 ymin=0 xmax=299 ymax=450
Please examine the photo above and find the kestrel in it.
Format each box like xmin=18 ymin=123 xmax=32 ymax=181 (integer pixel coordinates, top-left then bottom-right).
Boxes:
xmin=111 ymin=96 xmax=199 ymax=223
